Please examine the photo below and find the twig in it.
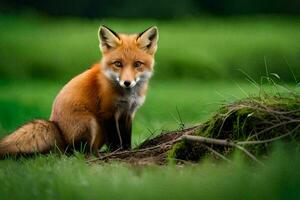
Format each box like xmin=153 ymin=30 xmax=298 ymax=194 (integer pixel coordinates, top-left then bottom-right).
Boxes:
xmin=202 ymin=144 xmax=232 ymax=163
xmin=87 ymin=140 xmax=176 ymax=163
xmin=180 ymin=135 xmax=265 ymax=165
xmin=180 ymin=135 xmax=233 ymax=146
xmin=233 ymin=144 xmax=265 ymax=166
xmin=238 ymin=124 xmax=300 ymax=145
xmin=246 ymin=120 xmax=300 ymax=141
xmin=217 ymin=109 xmax=235 ymax=138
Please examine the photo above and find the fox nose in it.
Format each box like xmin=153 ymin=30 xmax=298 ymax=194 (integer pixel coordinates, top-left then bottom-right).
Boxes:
xmin=124 ymin=81 xmax=131 ymax=87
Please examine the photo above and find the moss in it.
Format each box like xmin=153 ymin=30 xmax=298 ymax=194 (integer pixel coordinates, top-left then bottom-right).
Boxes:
xmin=167 ymin=141 xmax=186 ymax=161
xmin=167 ymin=140 xmax=208 ymax=162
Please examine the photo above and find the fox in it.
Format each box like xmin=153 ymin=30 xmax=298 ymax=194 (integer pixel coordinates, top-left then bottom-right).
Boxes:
xmin=0 ymin=25 xmax=159 ymax=157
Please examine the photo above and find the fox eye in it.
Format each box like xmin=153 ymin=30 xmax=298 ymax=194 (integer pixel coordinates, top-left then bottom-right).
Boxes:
xmin=134 ymin=61 xmax=143 ymax=68
xmin=113 ymin=61 xmax=122 ymax=68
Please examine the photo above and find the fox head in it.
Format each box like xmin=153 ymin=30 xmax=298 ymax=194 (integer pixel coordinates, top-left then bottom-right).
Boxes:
xmin=98 ymin=25 xmax=158 ymax=89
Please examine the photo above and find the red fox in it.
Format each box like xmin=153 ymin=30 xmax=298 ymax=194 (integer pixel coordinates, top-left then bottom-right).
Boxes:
xmin=0 ymin=25 xmax=159 ymax=157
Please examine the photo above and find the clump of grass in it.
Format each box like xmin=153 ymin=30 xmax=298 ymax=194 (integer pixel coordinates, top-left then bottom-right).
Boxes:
xmin=170 ymin=94 xmax=300 ymax=162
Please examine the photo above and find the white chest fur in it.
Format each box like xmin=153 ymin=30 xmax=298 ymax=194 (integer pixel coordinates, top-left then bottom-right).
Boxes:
xmin=115 ymin=92 xmax=145 ymax=114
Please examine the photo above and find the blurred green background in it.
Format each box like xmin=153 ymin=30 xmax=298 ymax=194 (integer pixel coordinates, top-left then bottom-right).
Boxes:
xmin=1 ymin=0 xmax=300 ymax=81
xmin=0 ymin=0 xmax=299 ymax=138
xmin=0 ymin=1 xmax=300 ymax=199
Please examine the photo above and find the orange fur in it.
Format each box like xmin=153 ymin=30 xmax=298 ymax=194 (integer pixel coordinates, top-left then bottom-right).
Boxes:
xmin=0 ymin=26 xmax=159 ymax=157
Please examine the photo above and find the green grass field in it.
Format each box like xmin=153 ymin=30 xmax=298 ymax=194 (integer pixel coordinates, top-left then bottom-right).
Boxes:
xmin=0 ymin=14 xmax=300 ymax=199
xmin=0 ymin=14 xmax=300 ymax=81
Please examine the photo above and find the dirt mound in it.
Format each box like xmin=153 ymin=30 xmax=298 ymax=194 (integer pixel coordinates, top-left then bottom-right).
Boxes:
xmin=88 ymin=95 xmax=300 ymax=165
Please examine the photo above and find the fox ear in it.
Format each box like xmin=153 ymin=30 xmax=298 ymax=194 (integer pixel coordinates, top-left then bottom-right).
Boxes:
xmin=98 ymin=25 xmax=121 ymax=52
xmin=136 ymin=26 xmax=159 ymax=54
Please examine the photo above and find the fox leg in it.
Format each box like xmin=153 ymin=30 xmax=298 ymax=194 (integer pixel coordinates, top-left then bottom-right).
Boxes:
xmin=119 ymin=113 xmax=132 ymax=150
xmin=58 ymin=113 xmax=104 ymax=155
xmin=101 ymin=113 xmax=132 ymax=151
xmin=89 ymin=117 xmax=104 ymax=156
xmin=101 ymin=118 xmax=120 ymax=151
xmin=114 ymin=111 xmax=123 ymax=150
xmin=113 ymin=112 xmax=133 ymax=150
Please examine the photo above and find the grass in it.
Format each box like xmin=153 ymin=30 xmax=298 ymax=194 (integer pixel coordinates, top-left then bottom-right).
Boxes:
xmin=0 ymin=144 xmax=299 ymax=200
xmin=0 ymin=14 xmax=300 ymax=81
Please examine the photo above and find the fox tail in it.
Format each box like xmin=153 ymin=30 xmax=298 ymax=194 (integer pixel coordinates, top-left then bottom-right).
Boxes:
xmin=0 ymin=120 xmax=64 ymax=158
